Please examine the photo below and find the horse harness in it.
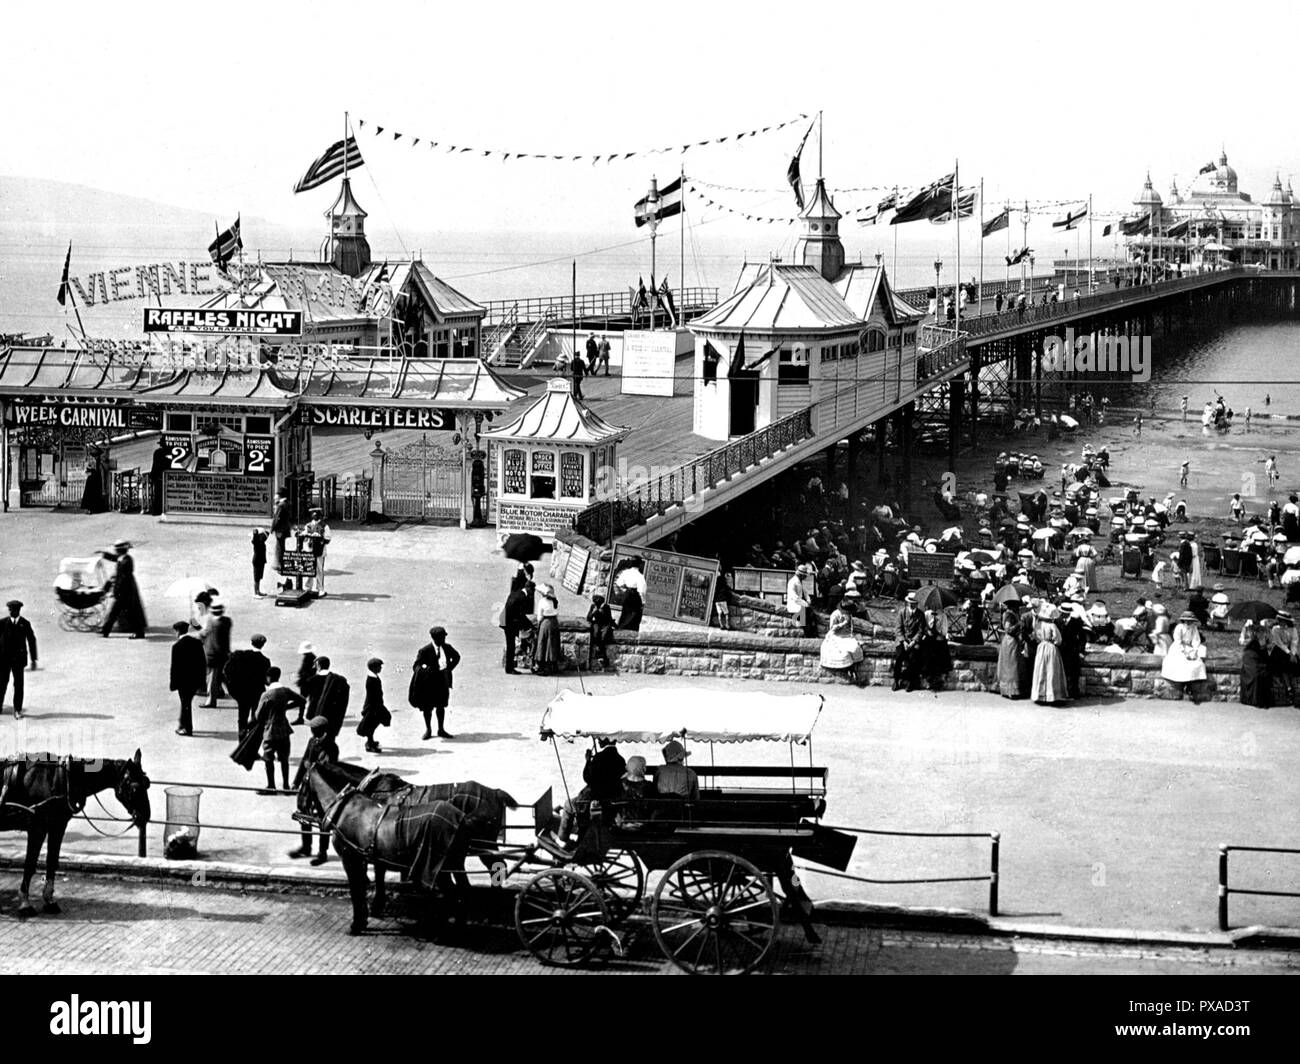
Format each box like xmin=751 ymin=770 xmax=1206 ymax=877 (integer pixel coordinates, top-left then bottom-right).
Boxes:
xmin=0 ymin=757 xmax=85 ymax=818
xmin=319 ymin=780 xmax=393 ymax=862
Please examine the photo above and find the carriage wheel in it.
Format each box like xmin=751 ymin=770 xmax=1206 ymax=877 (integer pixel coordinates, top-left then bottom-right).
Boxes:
xmin=651 ymin=850 xmax=779 ymax=975
xmin=58 ymin=612 xmax=76 ymax=632
xmin=584 ymin=848 xmax=644 ymax=921
xmin=515 ymin=869 xmax=612 ymax=968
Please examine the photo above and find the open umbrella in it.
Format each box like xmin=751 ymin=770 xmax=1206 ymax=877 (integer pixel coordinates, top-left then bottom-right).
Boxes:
xmin=914 ymin=584 xmax=959 ymax=611
xmin=991 ymin=584 xmax=1022 ymax=607
xmin=1069 ymin=527 xmax=1094 ymax=539
xmin=1228 ymin=601 xmax=1278 ymax=622
xmin=166 ymin=576 xmax=217 ymax=602
xmin=1284 ymin=546 xmax=1300 ymax=566
xmin=1032 ymin=527 xmax=1055 ymax=540
xmin=970 ymin=549 xmax=1001 ymax=565
xmin=502 ymin=533 xmax=546 ymax=562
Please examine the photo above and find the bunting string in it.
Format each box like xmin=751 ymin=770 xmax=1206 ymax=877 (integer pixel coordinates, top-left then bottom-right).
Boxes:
xmin=353 ymin=113 xmax=809 ymax=164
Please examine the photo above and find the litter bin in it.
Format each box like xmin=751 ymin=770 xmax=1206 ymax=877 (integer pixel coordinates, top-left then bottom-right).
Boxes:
xmin=164 ymin=786 xmax=203 ymax=860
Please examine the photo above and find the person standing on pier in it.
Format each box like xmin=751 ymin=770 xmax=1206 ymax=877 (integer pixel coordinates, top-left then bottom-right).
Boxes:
xmin=994 ymin=291 xmax=1004 ymax=316
xmin=1266 ymin=454 xmax=1279 ymax=490
xmin=585 ymin=333 xmax=598 ymax=370
xmin=271 ymin=490 xmax=292 ymax=573
xmin=1180 ymin=396 xmax=1188 ymax=422
xmin=596 ymin=334 xmax=611 ymax=376
xmin=571 ymin=349 xmax=586 ymax=400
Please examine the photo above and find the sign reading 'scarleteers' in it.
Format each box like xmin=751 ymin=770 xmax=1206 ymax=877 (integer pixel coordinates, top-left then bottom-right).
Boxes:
xmin=143 ymin=308 xmax=303 ymax=335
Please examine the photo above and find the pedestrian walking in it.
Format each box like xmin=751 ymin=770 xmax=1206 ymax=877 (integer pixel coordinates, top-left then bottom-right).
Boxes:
xmin=357 ymin=658 xmax=391 ymax=753
xmin=168 ymin=620 xmax=205 ymax=736
xmin=303 ymin=655 xmax=350 ymax=739
xmin=101 ymin=540 xmax=147 ymax=639
xmin=596 ymin=333 xmax=611 ymax=375
xmin=149 ymin=440 xmax=168 ymax=516
xmin=200 ymin=602 xmax=232 ymax=708
xmin=409 ymin=627 xmax=460 ymax=739
xmin=586 ymin=592 xmax=615 ymax=669
xmin=251 ymin=528 xmax=268 ymax=596
xmin=994 ymin=291 xmax=1004 ymax=315
xmin=288 ymin=716 xmax=337 ymax=866
xmin=255 ymin=667 xmax=303 ymax=793
xmin=294 ymin=642 xmax=316 ymax=719
xmin=224 ymin=633 xmax=271 ymax=737
xmin=1266 ymin=454 xmax=1279 ymax=489
xmin=1180 ymin=395 xmax=1188 ymax=422
xmin=271 ymin=490 xmax=292 ymax=573
xmin=1179 ymin=459 xmax=1189 ymax=487
xmin=571 ymin=350 xmax=586 ymax=400
xmin=585 ymin=332 xmax=599 ymax=370
xmin=501 ymin=583 xmax=532 ymax=674
xmin=0 ymin=600 xmax=38 ymax=718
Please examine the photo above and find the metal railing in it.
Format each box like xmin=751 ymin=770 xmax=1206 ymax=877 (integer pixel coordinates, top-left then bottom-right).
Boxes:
xmin=574 ymin=402 xmax=816 ymax=542
xmin=482 ymin=304 xmax=519 ymax=363
xmin=1218 ymin=843 xmax=1300 ymax=930
xmin=515 ymin=308 xmax=557 ymax=368
xmin=961 ymin=266 xmax=1249 ymax=340
xmin=482 ymin=287 xmax=719 ymax=327
xmin=800 ymin=825 xmax=1000 ymax=916
xmin=895 ymin=274 xmax=1057 ymax=310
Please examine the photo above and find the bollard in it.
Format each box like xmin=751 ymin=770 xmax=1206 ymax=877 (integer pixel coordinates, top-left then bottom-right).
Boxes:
xmin=989 ymin=831 xmax=1000 ymax=917
xmin=1218 ymin=845 xmax=1229 ymax=931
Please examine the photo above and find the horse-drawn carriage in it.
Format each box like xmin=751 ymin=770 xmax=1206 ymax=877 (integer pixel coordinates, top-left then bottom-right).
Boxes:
xmin=304 ymin=689 xmax=856 ymax=975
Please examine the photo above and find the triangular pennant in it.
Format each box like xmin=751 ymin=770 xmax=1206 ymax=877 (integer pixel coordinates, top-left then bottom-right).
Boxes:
xmin=376 ymin=126 xmax=384 ymax=135
xmin=412 ymin=138 xmax=420 ymax=146
xmin=393 ymin=132 xmax=402 ymax=141
xmin=358 ymin=119 xmax=365 ymax=128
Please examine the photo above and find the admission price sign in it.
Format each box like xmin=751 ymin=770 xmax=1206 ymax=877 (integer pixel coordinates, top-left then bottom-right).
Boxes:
xmin=607 ymin=544 xmax=720 ymax=627
xmin=164 ymin=472 xmax=273 ymax=517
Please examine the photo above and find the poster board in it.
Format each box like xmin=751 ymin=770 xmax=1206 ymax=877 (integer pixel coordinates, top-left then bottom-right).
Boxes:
xmin=280 ymin=550 xmax=318 ymax=578
xmin=907 ymin=551 xmax=957 ymax=582
xmin=562 ymin=545 xmax=591 ymax=595
xmin=607 ymin=543 xmax=720 ymax=626
xmin=730 ymin=567 xmax=796 ymax=606
xmin=163 ymin=471 xmax=272 ymax=516
xmin=619 ymin=331 xmax=679 ymax=397
xmin=551 ymin=537 xmax=572 ymax=585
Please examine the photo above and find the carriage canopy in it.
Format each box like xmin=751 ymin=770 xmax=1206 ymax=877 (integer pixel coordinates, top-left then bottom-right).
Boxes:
xmin=541 ymin=689 xmax=824 ymax=745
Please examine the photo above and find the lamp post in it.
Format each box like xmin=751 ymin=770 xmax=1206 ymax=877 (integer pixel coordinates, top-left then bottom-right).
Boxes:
xmin=645 ymin=177 xmax=661 ymax=332
xmin=933 ymin=257 xmax=943 ymax=322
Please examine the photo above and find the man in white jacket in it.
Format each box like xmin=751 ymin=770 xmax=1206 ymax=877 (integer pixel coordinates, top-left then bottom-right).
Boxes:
xmin=787 ymin=563 xmax=815 ymax=637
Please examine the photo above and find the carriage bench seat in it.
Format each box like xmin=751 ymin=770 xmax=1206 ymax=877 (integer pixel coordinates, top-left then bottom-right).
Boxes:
xmin=647 ymin=764 xmax=827 ymax=794
xmin=672 ymin=826 xmax=814 ymax=837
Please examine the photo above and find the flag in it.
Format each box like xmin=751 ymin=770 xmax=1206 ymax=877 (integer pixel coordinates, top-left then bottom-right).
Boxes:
xmin=207 ymin=216 xmax=242 ymax=270
xmin=1121 ymin=213 xmax=1151 ymax=236
xmin=787 ymin=122 xmax=813 ymax=210
xmin=1052 ymin=206 xmax=1088 ymax=230
xmin=56 ymin=241 xmax=72 ymax=306
xmin=632 ymin=276 xmax=649 ymax=312
xmin=982 ymin=208 xmax=1010 ymax=238
xmin=634 ymin=177 xmax=683 ymax=228
xmin=931 ymin=190 xmax=976 ymax=224
xmin=657 ymin=276 xmax=677 ymax=326
xmin=1102 ymin=223 xmax=1113 ymax=238
xmin=857 ymin=190 xmax=898 ymax=226
xmin=891 ymin=173 xmax=957 ymax=225
xmin=728 ymin=332 xmax=747 ymax=376
xmin=1198 ymin=161 xmax=1216 ymax=175
xmin=293 ymin=136 xmax=364 ymax=193
xmin=1167 ymin=218 xmax=1190 ymax=238
xmin=1005 ymin=247 xmax=1032 ymax=267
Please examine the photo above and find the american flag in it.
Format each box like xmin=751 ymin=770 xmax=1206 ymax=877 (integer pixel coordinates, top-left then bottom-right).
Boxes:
xmin=293 ymin=136 xmax=364 ymax=193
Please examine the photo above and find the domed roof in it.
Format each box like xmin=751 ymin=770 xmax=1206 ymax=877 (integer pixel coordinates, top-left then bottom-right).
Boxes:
xmin=1212 ymin=151 xmax=1238 ymax=191
xmin=1167 ymin=179 xmax=1180 ymax=204
xmin=1266 ymin=174 xmax=1287 ymax=206
xmin=1133 ymin=172 xmax=1162 ymax=208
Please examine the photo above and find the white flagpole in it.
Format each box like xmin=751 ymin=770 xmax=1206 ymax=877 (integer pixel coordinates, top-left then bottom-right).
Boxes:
xmin=953 ymin=161 xmax=961 ymax=336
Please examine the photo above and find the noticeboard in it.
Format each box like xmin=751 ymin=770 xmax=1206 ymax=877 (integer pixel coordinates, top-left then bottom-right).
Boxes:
xmin=607 ymin=544 xmax=720 ymax=626
xmin=562 ymin=545 xmax=590 ymax=594
xmin=279 ymin=550 xmax=318 ymax=578
xmin=730 ymin=566 xmax=796 ymax=606
xmin=907 ymin=551 xmax=957 ymax=582
xmin=619 ymin=330 xmax=678 ymax=397
xmin=163 ymin=471 xmax=273 ymax=517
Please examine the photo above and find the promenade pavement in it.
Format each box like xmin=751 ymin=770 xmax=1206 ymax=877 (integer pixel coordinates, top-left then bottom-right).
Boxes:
xmin=1 ymin=510 xmax=1298 ymax=936
xmin=3 ymin=875 xmax=1296 ymax=975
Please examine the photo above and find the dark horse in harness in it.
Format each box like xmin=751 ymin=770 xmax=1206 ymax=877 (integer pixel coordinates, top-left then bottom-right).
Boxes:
xmin=308 ymin=760 xmax=516 ymax=935
xmin=298 ymin=760 xmax=517 ymax=924
xmin=0 ymin=750 xmax=151 ymax=916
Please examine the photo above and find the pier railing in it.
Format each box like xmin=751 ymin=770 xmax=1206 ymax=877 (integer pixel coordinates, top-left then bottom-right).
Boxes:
xmin=482 ymin=287 xmax=718 ymax=327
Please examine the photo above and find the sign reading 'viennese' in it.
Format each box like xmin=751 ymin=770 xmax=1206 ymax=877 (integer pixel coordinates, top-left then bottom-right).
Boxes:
xmin=143 ymin=308 xmax=303 ymax=335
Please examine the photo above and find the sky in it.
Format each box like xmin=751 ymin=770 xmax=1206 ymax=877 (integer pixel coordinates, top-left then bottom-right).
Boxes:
xmin=6 ymin=0 xmax=1300 ymax=256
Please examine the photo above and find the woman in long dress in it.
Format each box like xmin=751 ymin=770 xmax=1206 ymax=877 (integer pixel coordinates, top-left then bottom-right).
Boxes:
xmin=819 ymin=609 xmax=865 ymax=684
xmin=1161 ymin=611 xmax=1207 ymax=703
xmin=921 ymin=608 xmax=953 ymax=692
xmin=614 ymin=562 xmax=645 ymax=632
xmin=1238 ymin=621 xmax=1271 ymax=707
xmin=1030 ymin=604 xmax=1069 ymax=704
xmin=80 ymin=452 xmax=109 ymax=513
xmin=996 ymin=607 xmax=1025 ymax=699
xmin=1188 ymin=536 xmax=1203 ymax=591
xmin=1074 ymin=545 xmax=1098 ymax=595
xmin=533 ymin=585 xmax=562 ymax=675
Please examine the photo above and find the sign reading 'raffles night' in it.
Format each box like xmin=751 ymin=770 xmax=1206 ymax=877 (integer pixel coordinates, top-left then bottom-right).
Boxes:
xmin=302 ymin=406 xmax=457 ymax=430
xmin=143 ymin=308 xmax=304 ymax=335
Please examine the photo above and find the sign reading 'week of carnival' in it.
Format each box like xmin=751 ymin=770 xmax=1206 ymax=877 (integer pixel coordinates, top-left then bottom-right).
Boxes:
xmin=143 ymin=308 xmax=303 ymax=336
xmin=302 ymin=406 xmax=458 ymax=431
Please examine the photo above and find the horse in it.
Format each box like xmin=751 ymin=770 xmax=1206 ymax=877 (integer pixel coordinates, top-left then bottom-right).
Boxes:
xmin=0 ymin=749 xmax=151 ymax=916
xmin=297 ymin=761 xmax=517 ymax=917
xmin=306 ymin=761 xmax=472 ymax=936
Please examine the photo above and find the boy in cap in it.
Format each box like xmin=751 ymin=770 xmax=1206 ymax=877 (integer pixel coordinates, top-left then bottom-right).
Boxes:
xmin=357 ymin=658 xmax=391 ymax=753
xmin=289 ymin=716 xmax=338 ymax=865
xmin=586 ymin=592 xmax=615 ymax=669
xmin=0 ymin=600 xmax=38 ymax=718
xmin=255 ymin=666 xmax=304 ymax=794
xmin=169 ymin=620 xmax=206 ymax=735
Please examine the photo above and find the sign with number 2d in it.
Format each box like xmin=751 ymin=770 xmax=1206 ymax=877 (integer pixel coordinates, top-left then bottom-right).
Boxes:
xmin=243 ymin=435 xmax=274 ymax=478
xmin=162 ymin=432 xmax=195 ymax=471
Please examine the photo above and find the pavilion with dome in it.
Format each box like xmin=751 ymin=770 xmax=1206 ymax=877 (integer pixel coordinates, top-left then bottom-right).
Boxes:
xmin=1127 ymin=152 xmax=1300 ymax=271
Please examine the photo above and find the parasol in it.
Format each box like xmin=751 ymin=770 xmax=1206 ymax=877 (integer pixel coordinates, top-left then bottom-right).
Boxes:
xmin=991 ymin=584 xmax=1022 ymax=606
xmin=1032 ymin=528 xmax=1056 ymax=541
xmin=1284 ymin=546 xmax=1300 ymax=566
xmin=1227 ymin=601 xmax=1278 ymax=622
xmin=914 ymin=584 xmax=959 ymax=611
xmin=502 ymin=533 xmax=546 ymax=563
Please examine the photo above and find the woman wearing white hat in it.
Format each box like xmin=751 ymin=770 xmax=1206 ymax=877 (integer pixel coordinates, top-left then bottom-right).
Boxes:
xmin=1029 ymin=602 xmax=1069 ymax=705
xmin=787 ymin=564 xmax=816 ymax=638
xmin=1161 ymin=611 xmax=1207 ymax=703
xmin=819 ymin=609 xmax=866 ymax=685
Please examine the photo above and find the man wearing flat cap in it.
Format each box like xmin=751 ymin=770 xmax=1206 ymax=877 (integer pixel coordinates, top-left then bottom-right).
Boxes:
xmin=224 ymin=633 xmax=271 ymax=738
xmin=0 ymin=600 xmax=38 ymax=718
xmin=201 ymin=602 xmax=233 ymax=710
xmin=169 ymin=620 xmax=206 ymax=735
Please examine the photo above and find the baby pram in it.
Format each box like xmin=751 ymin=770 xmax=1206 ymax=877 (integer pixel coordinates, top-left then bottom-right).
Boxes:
xmin=53 ymin=555 xmax=114 ymax=631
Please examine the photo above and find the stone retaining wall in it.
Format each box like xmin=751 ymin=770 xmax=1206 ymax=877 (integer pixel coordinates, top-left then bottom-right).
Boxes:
xmin=554 ymin=618 xmax=1242 ymax=701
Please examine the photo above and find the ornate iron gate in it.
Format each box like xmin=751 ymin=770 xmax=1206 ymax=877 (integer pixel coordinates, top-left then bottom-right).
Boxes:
xmin=381 ymin=435 xmax=463 ymax=521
